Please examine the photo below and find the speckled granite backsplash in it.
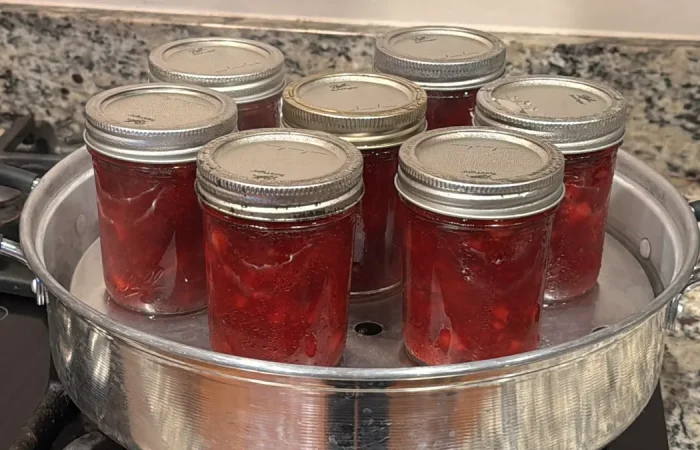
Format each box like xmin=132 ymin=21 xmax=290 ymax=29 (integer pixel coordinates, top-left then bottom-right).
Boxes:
xmin=1 ymin=4 xmax=699 ymax=449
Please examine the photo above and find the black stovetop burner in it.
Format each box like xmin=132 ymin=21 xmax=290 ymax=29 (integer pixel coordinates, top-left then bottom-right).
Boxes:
xmin=0 ymin=118 xmax=671 ymax=450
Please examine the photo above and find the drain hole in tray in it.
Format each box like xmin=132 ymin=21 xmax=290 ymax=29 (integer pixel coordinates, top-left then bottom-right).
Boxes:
xmin=355 ymin=322 xmax=383 ymax=336
xmin=591 ymin=325 xmax=609 ymax=333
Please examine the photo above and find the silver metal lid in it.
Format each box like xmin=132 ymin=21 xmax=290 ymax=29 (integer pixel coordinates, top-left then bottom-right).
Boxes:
xmin=474 ymin=76 xmax=627 ymax=154
xmin=282 ymin=72 xmax=427 ymax=149
xmin=396 ymin=127 xmax=565 ymax=220
xmin=196 ymin=128 xmax=364 ymax=221
xmin=84 ymin=83 xmax=238 ymax=164
xmin=148 ymin=38 xmax=286 ymax=104
xmin=374 ymin=26 xmax=506 ymax=91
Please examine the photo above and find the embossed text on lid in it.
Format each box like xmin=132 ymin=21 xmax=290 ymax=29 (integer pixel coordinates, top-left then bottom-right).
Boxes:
xmin=149 ymin=38 xmax=286 ymax=103
xmin=474 ymin=76 xmax=627 ymax=154
xmin=396 ymin=127 xmax=565 ymax=219
xmin=282 ymin=72 xmax=427 ymax=149
xmin=196 ymin=128 xmax=364 ymax=221
xmin=84 ymin=83 xmax=238 ymax=164
xmin=374 ymin=26 xmax=506 ymax=90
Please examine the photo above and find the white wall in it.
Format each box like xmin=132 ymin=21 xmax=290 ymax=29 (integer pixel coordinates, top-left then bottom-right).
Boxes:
xmin=5 ymin=0 xmax=700 ymax=39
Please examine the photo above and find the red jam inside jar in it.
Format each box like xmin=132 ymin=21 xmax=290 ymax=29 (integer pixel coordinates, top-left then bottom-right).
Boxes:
xmin=90 ymin=152 xmax=206 ymax=313
xmin=424 ymin=88 xmax=478 ymax=129
xmin=236 ymin=92 xmax=282 ymax=131
xmin=374 ymin=26 xmax=505 ymax=130
xmin=203 ymin=205 xmax=355 ymax=365
xmin=351 ymin=145 xmax=402 ymax=295
xmin=282 ymin=72 xmax=427 ymax=298
xmin=148 ymin=37 xmax=285 ymax=131
xmin=196 ymin=129 xmax=364 ymax=365
xmin=396 ymin=127 xmax=564 ymax=365
xmin=402 ymin=202 xmax=556 ymax=365
xmin=83 ymin=83 xmax=238 ymax=315
xmin=474 ymin=76 xmax=628 ymax=303
xmin=546 ymin=144 xmax=620 ymax=302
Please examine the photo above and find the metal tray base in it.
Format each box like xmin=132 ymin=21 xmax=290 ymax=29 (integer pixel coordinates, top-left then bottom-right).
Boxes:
xmin=70 ymin=232 xmax=655 ymax=369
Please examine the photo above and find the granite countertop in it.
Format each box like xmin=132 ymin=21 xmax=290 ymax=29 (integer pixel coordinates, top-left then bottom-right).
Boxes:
xmin=1 ymin=4 xmax=699 ymax=449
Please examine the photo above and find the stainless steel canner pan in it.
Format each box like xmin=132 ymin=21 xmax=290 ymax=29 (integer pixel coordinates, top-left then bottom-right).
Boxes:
xmin=1 ymin=146 xmax=699 ymax=450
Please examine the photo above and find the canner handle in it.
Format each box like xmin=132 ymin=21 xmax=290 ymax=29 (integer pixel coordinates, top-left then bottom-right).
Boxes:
xmin=685 ymin=199 xmax=700 ymax=294
xmin=0 ymin=232 xmax=48 ymax=306
xmin=669 ymin=200 xmax=700 ymax=327
xmin=0 ymin=162 xmax=48 ymax=306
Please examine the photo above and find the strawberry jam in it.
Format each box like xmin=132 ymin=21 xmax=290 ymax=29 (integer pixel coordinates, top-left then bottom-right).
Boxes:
xmin=374 ymin=26 xmax=505 ymax=130
xmin=283 ymin=72 xmax=427 ymax=298
xmin=202 ymin=205 xmax=356 ymax=365
xmin=236 ymin=92 xmax=282 ymax=130
xmin=90 ymin=154 xmax=206 ymax=314
xmin=475 ymin=76 xmax=627 ymax=303
xmin=84 ymin=83 xmax=238 ymax=314
xmin=196 ymin=129 xmax=363 ymax=365
xmin=396 ymin=127 xmax=564 ymax=365
xmin=424 ymin=88 xmax=478 ymax=129
xmin=351 ymin=145 xmax=403 ymax=295
xmin=149 ymin=37 xmax=285 ymax=131
xmin=547 ymin=144 xmax=620 ymax=301
xmin=402 ymin=202 xmax=556 ymax=365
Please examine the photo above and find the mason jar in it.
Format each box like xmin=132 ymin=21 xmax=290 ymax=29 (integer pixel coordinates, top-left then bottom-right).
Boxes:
xmin=374 ymin=26 xmax=505 ymax=130
xmin=149 ymin=37 xmax=285 ymax=130
xmin=196 ymin=129 xmax=364 ymax=366
xmin=474 ymin=76 xmax=627 ymax=303
xmin=283 ymin=72 xmax=427 ymax=299
xmin=396 ymin=127 xmax=565 ymax=365
xmin=84 ymin=83 xmax=238 ymax=314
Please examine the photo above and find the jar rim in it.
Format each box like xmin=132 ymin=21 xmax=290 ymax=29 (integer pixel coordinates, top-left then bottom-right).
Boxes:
xmin=196 ymin=128 xmax=365 ymax=222
xmin=148 ymin=37 xmax=286 ymax=104
xmin=474 ymin=75 xmax=627 ymax=154
xmin=396 ymin=126 xmax=565 ymax=220
xmin=282 ymin=72 xmax=428 ymax=148
xmin=84 ymin=83 xmax=238 ymax=164
xmin=374 ymin=26 xmax=507 ymax=90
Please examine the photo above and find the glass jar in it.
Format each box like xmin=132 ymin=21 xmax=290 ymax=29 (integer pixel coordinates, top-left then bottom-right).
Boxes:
xmin=374 ymin=26 xmax=506 ymax=130
xmin=474 ymin=76 xmax=627 ymax=303
xmin=149 ymin=37 xmax=285 ymax=130
xmin=84 ymin=83 xmax=238 ymax=314
xmin=282 ymin=72 xmax=427 ymax=299
xmin=396 ymin=127 xmax=565 ymax=365
xmin=196 ymin=129 xmax=364 ymax=366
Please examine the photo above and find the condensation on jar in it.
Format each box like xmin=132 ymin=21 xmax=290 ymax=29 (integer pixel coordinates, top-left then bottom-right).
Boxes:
xmin=149 ymin=37 xmax=285 ymax=131
xmin=83 ymin=83 xmax=238 ymax=315
xmin=196 ymin=129 xmax=364 ymax=366
xmin=282 ymin=72 xmax=427 ymax=299
xmin=374 ymin=26 xmax=505 ymax=130
xmin=474 ymin=76 xmax=627 ymax=304
xmin=396 ymin=127 xmax=565 ymax=366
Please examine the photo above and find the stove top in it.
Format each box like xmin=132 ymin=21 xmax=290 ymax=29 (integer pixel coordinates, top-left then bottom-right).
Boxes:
xmin=0 ymin=117 xmax=671 ymax=450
